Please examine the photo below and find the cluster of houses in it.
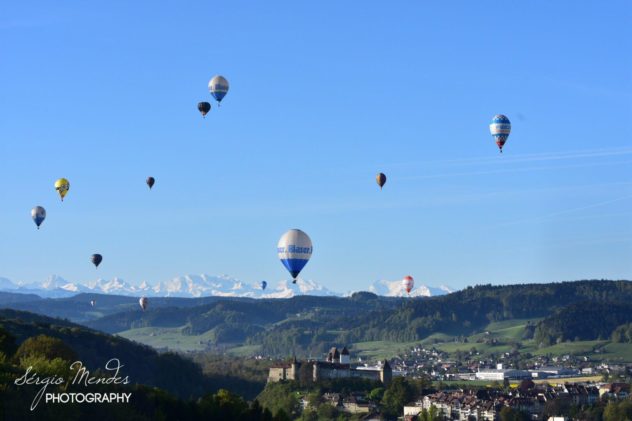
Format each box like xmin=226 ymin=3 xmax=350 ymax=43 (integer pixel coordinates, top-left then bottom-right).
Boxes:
xmin=385 ymin=343 xmax=632 ymax=383
xmin=403 ymin=381 xmax=630 ymax=421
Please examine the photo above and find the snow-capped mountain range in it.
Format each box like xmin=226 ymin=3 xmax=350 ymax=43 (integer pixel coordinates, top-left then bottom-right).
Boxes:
xmin=0 ymin=275 xmax=453 ymax=299
xmin=367 ymin=279 xmax=453 ymax=297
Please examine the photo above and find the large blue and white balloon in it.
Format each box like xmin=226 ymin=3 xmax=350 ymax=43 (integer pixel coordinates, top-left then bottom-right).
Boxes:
xmin=489 ymin=114 xmax=511 ymax=153
xmin=261 ymin=280 xmax=267 ymax=290
xmin=277 ymin=229 xmax=312 ymax=284
xmin=31 ymin=206 xmax=46 ymax=229
xmin=208 ymin=75 xmax=229 ymax=106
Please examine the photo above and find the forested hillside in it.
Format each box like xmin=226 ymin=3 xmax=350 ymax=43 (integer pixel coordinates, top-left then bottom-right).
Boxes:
xmin=4 ymin=280 xmax=632 ymax=358
xmin=250 ymin=280 xmax=632 ymax=355
xmin=0 ymin=309 xmax=262 ymax=399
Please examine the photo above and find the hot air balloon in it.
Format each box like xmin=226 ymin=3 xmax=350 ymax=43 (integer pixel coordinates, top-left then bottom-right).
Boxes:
xmin=90 ymin=300 xmax=96 ymax=307
xmin=197 ymin=102 xmax=211 ymax=117
xmin=91 ymin=254 xmax=102 ymax=268
xmin=208 ymin=75 xmax=229 ymax=106
xmin=146 ymin=177 xmax=155 ymax=189
xmin=261 ymin=280 xmax=267 ymax=290
xmin=489 ymin=114 xmax=511 ymax=153
xmin=278 ymin=229 xmax=312 ymax=284
xmin=402 ymin=275 xmax=414 ymax=295
xmin=139 ymin=297 xmax=148 ymax=311
xmin=376 ymin=173 xmax=387 ymax=190
xmin=31 ymin=206 xmax=46 ymax=229
xmin=54 ymin=178 xmax=70 ymax=201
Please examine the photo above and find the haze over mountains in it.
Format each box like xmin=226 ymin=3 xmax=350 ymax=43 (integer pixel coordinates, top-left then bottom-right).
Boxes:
xmin=0 ymin=274 xmax=452 ymax=298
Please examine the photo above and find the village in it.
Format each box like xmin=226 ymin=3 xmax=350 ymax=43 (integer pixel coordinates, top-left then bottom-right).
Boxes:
xmin=265 ymin=345 xmax=632 ymax=420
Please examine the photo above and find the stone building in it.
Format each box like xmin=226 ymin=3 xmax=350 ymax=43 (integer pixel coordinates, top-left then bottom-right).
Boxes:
xmin=268 ymin=346 xmax=392 ymax=385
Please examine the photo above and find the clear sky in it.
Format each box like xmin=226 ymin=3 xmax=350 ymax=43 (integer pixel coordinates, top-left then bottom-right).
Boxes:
xmin=1 ymin=1 xmax=631 ymax=292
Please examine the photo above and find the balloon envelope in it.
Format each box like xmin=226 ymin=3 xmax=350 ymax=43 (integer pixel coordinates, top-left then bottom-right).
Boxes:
xmin=402 ymin=275 xmax=414 ymax=294
xmin=91 ymin=254 xmax=102 ymax=268
xmin=90 ymin=300 xmax=96 ymax=307
xmin=376 ymin=173 xmax=387 ymax=189
xmin=198 ymin=102 xmax=211 ymax=117
xmin=146 ymin=177 xmax=155 ymax=189
xmin=208 ymin=75 xmax=229 ymax=104
xmin=278 ymin=229 xmax=312 ymax=282
xmin=139 ymin=297 xmax=148 ymax=311
xmin=31 ymin=206 xmax=46 ymax=229
xmin=54 ymin=178 xmax=70 ymax=201
xmin=261 ymin=280 xmax=267 ymax=290
xmin=489 ymin=114 xmax=511 ymax=152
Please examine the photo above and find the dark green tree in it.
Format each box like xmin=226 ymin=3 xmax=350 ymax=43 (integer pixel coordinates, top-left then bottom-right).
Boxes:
xmin=14 ymin=334 xmax=77 ymax=362
xmin=381 ymin=377 xmax=415 ymax=418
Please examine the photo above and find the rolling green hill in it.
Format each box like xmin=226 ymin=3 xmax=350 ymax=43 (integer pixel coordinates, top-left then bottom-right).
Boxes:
xmin=0 ymin=291 xmax=41 ymax=305
xmin=5 ymin=293 xmax=231 ymax=323
xmin=0 ymin=309 xmax=263 ymax=399
xmin=4 ymin=280 xmax=632 ymax=362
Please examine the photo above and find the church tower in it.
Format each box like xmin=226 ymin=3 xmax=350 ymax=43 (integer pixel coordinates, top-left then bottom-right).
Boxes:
xmin=289 ymin=355 xmax=300 ymax=380
xmin=340 ymin=347 xmax=350 ymax=364
xmin=380 ymin=359 xmax=392 ymax=385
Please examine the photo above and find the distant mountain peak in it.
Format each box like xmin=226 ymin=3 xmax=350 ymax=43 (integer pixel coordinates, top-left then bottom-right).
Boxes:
xmin=0 ymin=274 xmax=453 ymax=299
xmin=367 ymin=279 xmax=452 ymax=297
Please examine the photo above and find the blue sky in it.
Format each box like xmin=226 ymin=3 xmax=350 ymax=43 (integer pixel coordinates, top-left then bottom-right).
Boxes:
xmin=1 ymin=1 xmax=631 ymax=292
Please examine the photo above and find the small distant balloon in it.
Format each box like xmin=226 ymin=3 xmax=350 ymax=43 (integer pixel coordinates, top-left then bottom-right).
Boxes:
xmin=198 ymin=102 xmax=211 ymax=117
xmin=31 ymin=206 xmax=46 ymax=229
xmin=489 ymin=114 xmax=511 ymax=153
xmin=278 ymin=229 xmax=312 ymax=284
xmin=90 ymin=300 xmax=96 ymax=307
xmin=55 ymin=178 xmax=70 ymax=201
xmin=139 ymin=296 xmax=148 ymax=311
xmin=402 ymin=275 xmax=414 ymax=295
xmin=376 ymin=173 xmax=387 ymax=190
xmin=146 ymin=177 xmax=155 ymax=189
xmin=91 ymin=254 xmax=102 ymax=268
xmin=208 ymin=75 xmax=229 ymax=106
xmin=261 ymin=280 xmax=267 ymax=290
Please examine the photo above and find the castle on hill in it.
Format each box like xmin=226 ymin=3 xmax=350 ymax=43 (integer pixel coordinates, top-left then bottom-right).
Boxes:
xmin=267 ymin=346 xmax=392 ymax=385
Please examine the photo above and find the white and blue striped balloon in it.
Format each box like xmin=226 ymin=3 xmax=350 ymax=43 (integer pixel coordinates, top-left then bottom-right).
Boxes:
xmin=208 ymin=75 xmax=229 ymax=104
xmin=277 ymin=229 xmax=312 ymax=281
xmin=489 ymin=114 xmax=511 ymax=152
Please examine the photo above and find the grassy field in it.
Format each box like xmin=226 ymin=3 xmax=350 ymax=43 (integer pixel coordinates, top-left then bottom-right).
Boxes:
xmin=597 ymin=343 xmax=632 ymax=362
xmin=351 ymin=341 xmax=420 ymax=359
xmin=118 ymin=326 xmax=214 ymax=352
xmin=419 ymin=332 xmax=455 ymax=345
xmin=226 ymin=345 xmax=263 ymax=357
xmin=529 ymin=340 xmax=604 ymax=357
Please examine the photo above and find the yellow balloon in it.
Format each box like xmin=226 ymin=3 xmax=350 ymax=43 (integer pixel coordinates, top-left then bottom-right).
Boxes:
xmin=54 ymin=178 xmax=70 ymax=201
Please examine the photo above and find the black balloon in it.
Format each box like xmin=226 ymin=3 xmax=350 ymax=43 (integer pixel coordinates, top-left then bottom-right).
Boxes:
xmin=198 ymin=102 xmax=211 ymax=117
xmin=146 ymin=177 xmax=155 ymax=189
xmin=91 ymin=254 xmax=102 ymax=268
xmin=376 ymin=172 xmax=387 ymax=189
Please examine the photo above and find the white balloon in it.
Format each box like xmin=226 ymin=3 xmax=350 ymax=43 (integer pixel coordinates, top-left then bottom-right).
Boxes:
xmin=208 ymin=75 xmax=229 ymax=103
xmin=277 ymin=229 xmax=312 ymax=281
xmin=139 ymin=297 xmax=148 ymax=311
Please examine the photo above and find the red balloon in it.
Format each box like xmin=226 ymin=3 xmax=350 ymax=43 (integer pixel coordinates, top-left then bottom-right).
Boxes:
xmin=402 ymin=275 xmax=414 ymax=294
